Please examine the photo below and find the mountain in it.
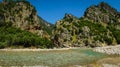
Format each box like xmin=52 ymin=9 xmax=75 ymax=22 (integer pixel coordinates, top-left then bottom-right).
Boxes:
xmin=0 ymin=1 xmax=120 ymax=48
xmin=38 ymin=16 xmax=54 ymax=35
xmin=84 ymin=2 xmax=120 ymax=29
xmin=0 ymin=0 xmax=53 ymax=48
xmin=53 ymin=2 xmax=120 ymax=47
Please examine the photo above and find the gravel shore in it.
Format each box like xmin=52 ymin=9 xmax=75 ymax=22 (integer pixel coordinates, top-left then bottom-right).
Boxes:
xmin=94 ymin=45 xmax=120 ymax=55
xmin=0 ymin=48 xmax=69 ymax=51
xmin=0 ymin=47 xmax=80 ymax=51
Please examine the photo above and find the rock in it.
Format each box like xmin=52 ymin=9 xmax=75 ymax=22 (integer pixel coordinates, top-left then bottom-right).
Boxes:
xmin=94 ymin=45 xmax=120 ymax=55
xmin=102 ymin=64 xmax=119 ymax=67
xmin=0 ymin=0 xmax=53 ymax=39
xmin=53 ymin=2 xmax=120 ymax=48
xmin=53 ymin=13 xmax=115 ymax=47
xmin=84 ymin=2 xmax=120 ymax=25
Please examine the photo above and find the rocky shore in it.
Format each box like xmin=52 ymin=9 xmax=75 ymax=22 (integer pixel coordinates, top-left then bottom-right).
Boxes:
xmin=94 ymin=45 xmax=120 ymax=55
xmin=0 ymin=47 xmax=79 ymax=51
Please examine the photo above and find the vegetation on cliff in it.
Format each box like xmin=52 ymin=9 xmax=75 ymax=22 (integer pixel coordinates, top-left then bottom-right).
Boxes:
xmin=53 ymin=2 xmax=120 ymax=47
xmin=0 ymin=26 xmax=53 ymax=48
xmin=0 ymin=1 xmax=120 ymax=48
xmin=0 ymin=0 xmax=53 ymax=48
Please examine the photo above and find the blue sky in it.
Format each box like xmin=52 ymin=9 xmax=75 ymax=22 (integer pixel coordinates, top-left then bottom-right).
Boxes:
xmin=1 ymin=0 xmax=120 ymax=24
xmin=28 ymin=0 xmax=120 ymax=24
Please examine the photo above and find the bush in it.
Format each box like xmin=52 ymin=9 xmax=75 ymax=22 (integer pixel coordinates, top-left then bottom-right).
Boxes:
xmin=108 ymin=25 xmax=120 ymax=44
xmin=104 ymin=37 xmax=112 ymax=45
xmin=0 ymin=26 xmax=54 ymax=48
xmin=0 ymin=42 xmax=7 ymax=49
xmin=113 ymin=30 xmax=120 ymax=44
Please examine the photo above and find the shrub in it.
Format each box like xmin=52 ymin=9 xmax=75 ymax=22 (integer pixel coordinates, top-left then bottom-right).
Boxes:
xmin=0 ymin=26 xmax=54 ymax=48
xmin=108 ymin=25 xmax=120 ymax=44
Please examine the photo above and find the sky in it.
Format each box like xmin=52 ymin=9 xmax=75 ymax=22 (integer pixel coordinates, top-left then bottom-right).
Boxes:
xmin=1 ymin=0 xmax=120 ymax=24
xmin=28 ymin=0 xmax=120 ymax=24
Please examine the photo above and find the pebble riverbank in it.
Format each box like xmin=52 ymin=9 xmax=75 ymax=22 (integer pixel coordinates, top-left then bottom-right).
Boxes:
xmin=94 ymin=45 xmax=120 ymax=55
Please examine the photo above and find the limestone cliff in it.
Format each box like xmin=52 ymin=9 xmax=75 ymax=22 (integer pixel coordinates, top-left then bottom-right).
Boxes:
xmin=0 ymin=0 xmax=53 ymax=48
xmin=84 ymin=2 xmax=120 ymax=29
xmin=53 ymin=2 xmax=120 ymax=47
xmin=0 ymin=0 xmax=53 ymax=38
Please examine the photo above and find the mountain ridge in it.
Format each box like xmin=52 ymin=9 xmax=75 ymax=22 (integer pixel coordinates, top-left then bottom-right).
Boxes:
xmin=53 ymin=2 xmax=120 ymax=47
xmin=0 ymin=1 xmax=120 ymax=48
xmin=0 ymin=0 xmax=53 ymax=48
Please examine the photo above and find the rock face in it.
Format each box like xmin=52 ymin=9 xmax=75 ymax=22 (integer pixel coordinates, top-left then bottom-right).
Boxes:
xmin=53 ymin=14 xmax=81 ymax=47
xmin=84 ymin=2 xmax=120 ymax=29
xmin=0 ymin=0 xmax=54 ymax=48
xmin=53 ymin=2 xmax=120 ymax=47
xmin=53 ymin=14 xmax=116 ymax=47
xmin=0 ymin=0 xmax=53 ymax=38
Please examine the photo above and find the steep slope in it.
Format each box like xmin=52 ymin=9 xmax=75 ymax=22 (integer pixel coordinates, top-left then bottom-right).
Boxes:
xmin=53 ymin=14 xmax=116 ymax=47
xmin=84 ymin=2 xmax=120 ymax=44
xmin=0 ymin=0 xmax=53 ymax=48
xmin=0 ymin=0 xmax=53 ymax=38
xmin=53 ymin=2 xmax=120 ymax=47
xmin=84 ymin=2 xmax=120 ymax=29
xmin=38 ymin=16 xmax=54 ymax=35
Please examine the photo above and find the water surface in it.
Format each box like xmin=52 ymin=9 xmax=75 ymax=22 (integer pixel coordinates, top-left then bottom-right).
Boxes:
xmin=0 ymin=48 xmax=108 ymax=67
